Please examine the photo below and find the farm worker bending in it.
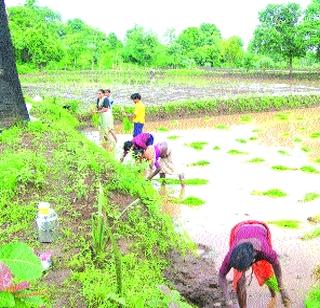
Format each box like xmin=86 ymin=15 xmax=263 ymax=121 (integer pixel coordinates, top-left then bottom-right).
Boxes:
xmin=96 ymin=89 xmax=117 ymax=143
xmin=130 ymin=93 xmax=145 ymax=137
xmin=218 ymin=220 xmax=290 ymax=308
xmin=120 ymin=132 xmax=154 ymax=162
xmin=143 ymin=141 xmax=184 ymax=186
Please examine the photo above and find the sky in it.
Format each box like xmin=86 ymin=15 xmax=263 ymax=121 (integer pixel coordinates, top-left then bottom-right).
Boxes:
xmin=5 ymin=0 xmax=311 ymax=46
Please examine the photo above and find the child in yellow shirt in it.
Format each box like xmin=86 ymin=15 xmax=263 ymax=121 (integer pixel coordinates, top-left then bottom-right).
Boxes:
xmin=131 ymin=93 xmax=145 ymax=137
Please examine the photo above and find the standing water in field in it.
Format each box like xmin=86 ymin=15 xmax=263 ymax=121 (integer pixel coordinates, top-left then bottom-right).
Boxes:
xmin=85 ymin=107 xmax=320 ymax=307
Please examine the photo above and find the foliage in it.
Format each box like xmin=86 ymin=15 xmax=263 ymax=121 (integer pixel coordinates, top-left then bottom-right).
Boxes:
xmin=304 ymin=193 xmax=320 ymax=202
xmin=180 ymin=196 xmax=205 ymax=207
xmin=252 ymin=189 xmax=287 ymax=198
xmin=185 ymin=142 xmax=208 ymax=151
xmin=0 ymin=242 xmax=44 ymax=307
xmin=271 ymin=165 xmax=296 ymax=171
xmin=302 ymin=228 xmax=320 ymax=240
xmin=250 ymin=3 xmax=305 ymax=70
xmin=305 ymin=286 xmax=320 ymax=307
xmin=268 ymin=220 xmax=300 ymax=229
xmin=188 ymin=160 xmax=210 ymax=167
xmin=300 ymin=166 xmax=319 ymax=174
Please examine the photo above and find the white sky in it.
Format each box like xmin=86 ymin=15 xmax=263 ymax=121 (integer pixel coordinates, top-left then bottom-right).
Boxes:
xmin=5 ymin=0 xmax=311 ymax=46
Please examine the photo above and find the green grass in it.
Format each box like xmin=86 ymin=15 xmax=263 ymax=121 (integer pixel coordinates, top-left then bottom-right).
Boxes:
xmin=252 ymin=188 xmax=287 ymax=198
xmin=249 ymin=136 xmax=257 ymax=141
xmin=248 ymin=157 xmax=265 ymax=163
xmin=188 ymin=160 xmax=210 ymax=167
xmin=271 ymin=165 xmax=297 ymax=171
xmin=278 ymin=150 xmax=290 ymax=156
xmin=300 ymin=166 xmax=319 ymax=174
xmin=167 ymin=135 xmax=181 ymax=140
xmin=302 ymin=228 xmax=320 ymax=240
xmin=301 ymin=146 xmax=311 ymax=153
xmin=304 ymin=193 xmax=320 ymax=202
xmin=310 ymin=131 xmax=320 ymax=139
xmin=214 ymin=124 xmax=229 ymax=130
xmin=180 ymin=196 xmax=205 ymax=207
xmin=268 ymin=220 xmax=300 ymax=229
xmin=240 ymin=115 xmax=252 ymax=123
xmin=228 ymin=149 xmax=249 ymax=155
xmin=158 ymin=178 xmax=208 ymax=185
xmin=212 ymin=146 xmax=221 ymax=151
xmin=235 ymin=138 xmax=247 ymax=144
xmin=293 ymin=137 xmax=302 ymax=143
xmin=305 ymin=287 xmax=320 ymax=307
xmin=185 ymin=142 xmax=208 ymax=151
xmin=274 ymin=112 xmax=290 ymax=121
xmin=157 ymin=127 xmax=169 ymax=132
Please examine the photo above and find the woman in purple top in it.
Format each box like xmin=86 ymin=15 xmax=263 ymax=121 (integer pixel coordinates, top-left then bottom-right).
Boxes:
xmin=120 ymin=133 xmax=154 ymax=162
xmin=219 ymin=220 xmax=290 ymax=308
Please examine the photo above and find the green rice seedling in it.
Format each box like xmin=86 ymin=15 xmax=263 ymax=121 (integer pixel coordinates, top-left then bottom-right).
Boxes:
xmin=240 ymin=115 xmax=252 ymax=123
xmin=236 ymin=138 xmax=247 ymax=144
xmin=248 ymin=157 xmax=265 ymax=163
xmin=167 ymin=135 xmax=181 ymax=140
xmin=278 ymin=150 xmax=290 ymax=156
xmin=268 ymin=220 xmax=300 ymax=229
xmin=181 ymin=196 xmax=205 ymax=207
xmin=249 ymin=136 xmax=257 ymax=141
xmin=122 ymin=117 xmax=133 ymax=133
xmin=185 ymin=142 xmax=208 ymax=150
xmin=215 ymin=124 xmax=229 ymax=130
xmin=310 ymin=132 xmax=320 ymax=139
xmin=305 ymin=287 xmax=320 ymax=307
xmin=301 ymin=146 xmax=311 ymax=153
xmin=212 ymin=146 xmax=220 ymax=151
xmin=158 ymin=178 xmax=208 ymax=185
xmin=157 ymin=127 xmax=169 ymax=132
xmin=252 ymin=189 xmax=287 ymax=198
xmin=228 ymin=149 xmax=249 ymax=155
xmin=252 ymin=129 xmax=261 ymax=133
xmin=293 ymin=137 xmax=302 ymax=143
xmin=275 ymin=113 xmax=289 ymax=121
xmin=272 ymin=165 xmax=297 ymax=171
xmin=303 ymin=193 xmax=320 ymax=202
xmin=302 ymin=228 xmax=320 ymax=240
xmin=300 ymin=166 xmax=319 ymax=174
xmin=188 ymin=160 xmax=210 ymax=167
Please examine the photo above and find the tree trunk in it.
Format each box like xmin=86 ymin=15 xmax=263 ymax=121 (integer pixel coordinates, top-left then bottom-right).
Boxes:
xmin=288 ymin=56 xmax=293 ymax=78
xmin=0 ymin=0 xmax=29 ymax=129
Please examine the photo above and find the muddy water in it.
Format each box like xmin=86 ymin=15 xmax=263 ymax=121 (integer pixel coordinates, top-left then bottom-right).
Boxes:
xmin=84 ymin=107 xmax=320 ymax=308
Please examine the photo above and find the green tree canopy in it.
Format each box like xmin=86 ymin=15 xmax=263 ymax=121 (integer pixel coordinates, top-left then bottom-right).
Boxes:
xmin=250 ymin=3 xmax=305 ymax=71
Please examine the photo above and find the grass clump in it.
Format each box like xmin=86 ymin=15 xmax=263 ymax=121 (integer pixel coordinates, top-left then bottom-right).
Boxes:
xmin=278 ymin=150 xmax=290 ymax=156
xmin=271 ymin=165 xmax=296 ymax=171
xmin=274 ymin=113 xmax=289 ymax=121
xmin=301 ymin=146 xmax=311 ymax=153
xmin=157 ymin=127 xmax=169 ymax=132
xmin=240 ymin=115 xmax=252 ymax=123
xmin=310 ymin=132 xmax=320 ymax=139
xmin=185 ymin=142 xmax=208 ymax=151
xmin=212 ymin=146 xmax=221 ymax=151
xmin=158 ymin=178 xmax=208 ymax=185
xmin=252 ymin=189 xmax=287 ymax=198
xmin=236 ymin=138 xmax=247 ymax=144
xmin=293 ymin=137 xmax=302 ymax=143
xmin=215 ymin=124 xmax=229 ymax=130
xmin=269 ymin=220 xmax=300 ymax=229
xmin=181 ymin=196 xmax=205 ymax=207
xmin=248 ymin=157 xmax=265 ymax=164
xmin=228 ymin=149 xmax=249 ymax=155
xmin=305 ymin=287 xmax=320 ymax=307
xmin=302 ymin=228 xmax=320 ymax=240
xmin=249 ymin=136 xmax=257 ymax=141
xmin=300 ymin=166 xmax=319 ymax=174
xmin=188 ymin=160 xmax=210 ymax=167
xmin=167 ymin=135 xmax=181 ymax=140
xmin=304 ymin=193 xmax=320 ymax=202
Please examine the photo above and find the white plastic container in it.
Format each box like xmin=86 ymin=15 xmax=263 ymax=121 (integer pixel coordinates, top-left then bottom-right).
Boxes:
xmin=36 ymin=202 xmax=58 ymax=243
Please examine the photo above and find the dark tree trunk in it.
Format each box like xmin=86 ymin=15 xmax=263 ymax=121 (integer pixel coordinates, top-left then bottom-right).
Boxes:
xmin=0 ymin=0 xmax=29 ymax=128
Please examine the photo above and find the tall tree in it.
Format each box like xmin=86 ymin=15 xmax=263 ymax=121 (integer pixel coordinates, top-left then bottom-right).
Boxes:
xmin=302 ymin=0 xmax=320 ymax=60
xmin=250 ymin=3 xmax=305 ymax=73
xmin=0 ymin=0 xmax=29 ymax=128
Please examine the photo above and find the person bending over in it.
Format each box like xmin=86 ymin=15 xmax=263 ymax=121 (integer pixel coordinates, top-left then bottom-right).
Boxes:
xmin=218 ymin=220 xmax=290 ymax=308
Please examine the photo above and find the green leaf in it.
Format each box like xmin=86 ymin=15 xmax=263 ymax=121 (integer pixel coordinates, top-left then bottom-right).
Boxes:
xmin=0 ymin=242 xmax=43 ymax=282
xmin=0 ymin=292 xmax=15 ymax=307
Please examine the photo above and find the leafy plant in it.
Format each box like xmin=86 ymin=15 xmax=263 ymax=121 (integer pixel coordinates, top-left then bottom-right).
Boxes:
xmin=0 ymin=242 xmax=44 ymax=307
xmin=235 ymin=138 xmax=247 ymax=144
xmin=157 ymin=127 xmax=169 ymax=132
xmin=188 ymin=160 xmax=210 ymax=167
xmin=268 ymin=220 xmax=300 ymax=229
xmin=310 ymin=132 xmax=320 ymax=139
xmin=278 ymin=150 xmax=290 ymax=156
xmin=122 ymin=117 xmax=133 ymax=134
xmin=303 ymin=193 xmax=320 ymax=202
xmin=212 ymin=146 xmax=220 ymax=151
xmin=167 ymin=135 xmax=181 ymax=140
xmin=181 ymin=196 xmax=205 ymax=206
xmin=185 ymin=142 xmax=208 ymax=151
xmin=252 ymin=189 xmax=287 ymax=198
xmin=248 ymin=157 xmax=265 ymax=163
xmin=228 ymin=149 xmax=248 ymax=155
xmin=302 ymin=228 xmax=320 ymax=240
xmin=240 ymin=115 xmax=252 ymax=123
xmin=214 ymin=124 xmax=229 ymax=130
xmin=272 ymin=165 xmax=296 ymax=171
xmin=300 ymin=166 xmax=319 ymax=174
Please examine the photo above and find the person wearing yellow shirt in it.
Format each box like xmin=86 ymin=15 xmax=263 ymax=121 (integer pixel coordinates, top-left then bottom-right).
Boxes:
xmin=130 ymin=93 xmax=145 ymax=137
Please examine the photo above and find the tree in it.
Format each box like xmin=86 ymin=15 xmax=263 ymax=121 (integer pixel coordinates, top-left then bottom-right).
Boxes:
xmin=221 ymin=36 xmax=244 ymax=67
xmin=250 ymin=3 xmax=305 ymax=73
xmin=0 ymin=0 xmax=29 ymax=128
xmin=302 ymin=0 xmax=320 ymax=60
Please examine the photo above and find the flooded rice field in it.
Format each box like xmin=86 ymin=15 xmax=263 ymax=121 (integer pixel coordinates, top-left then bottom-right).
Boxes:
xmin=84 ymin=106 xmax=320 ymax=307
